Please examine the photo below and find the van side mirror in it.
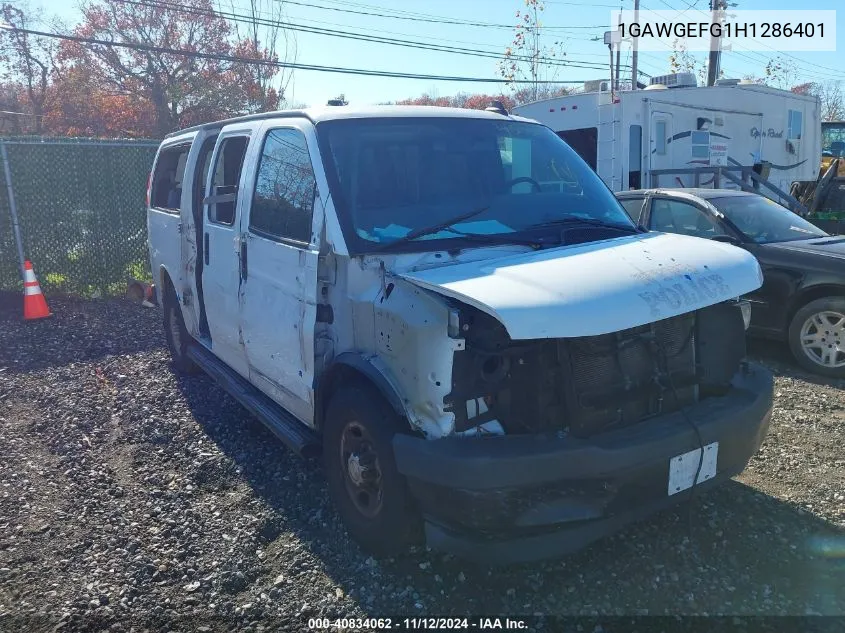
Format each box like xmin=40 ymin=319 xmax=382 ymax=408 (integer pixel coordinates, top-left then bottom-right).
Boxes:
xmin=710 ymin=234 xmax=741 ymax=246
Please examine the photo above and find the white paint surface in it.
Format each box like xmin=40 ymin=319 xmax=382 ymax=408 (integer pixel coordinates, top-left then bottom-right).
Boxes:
xmin=399 ymin=232 xmax=763 ymax=340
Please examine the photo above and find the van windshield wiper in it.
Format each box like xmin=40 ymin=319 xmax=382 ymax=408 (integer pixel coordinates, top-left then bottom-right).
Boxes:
xmin=527 ymin=215 xmax=642 ymax=233
xmin=372 ymin=204 xmax=493 ymax=251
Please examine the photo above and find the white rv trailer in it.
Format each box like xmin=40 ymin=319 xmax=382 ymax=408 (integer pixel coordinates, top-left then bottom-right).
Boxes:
xmin=512 ymin=75 xmax=820 ymax=201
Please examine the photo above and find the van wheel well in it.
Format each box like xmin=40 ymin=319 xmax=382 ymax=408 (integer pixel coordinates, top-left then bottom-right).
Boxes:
xmin=159 ymin=268 xmax=175 ymax=297
xmin=316 ymin=363 xmax=408 ymax=433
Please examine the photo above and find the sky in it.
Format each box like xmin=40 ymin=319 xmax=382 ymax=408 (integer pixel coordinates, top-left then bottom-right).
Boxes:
xmin=32 ymin=0 xmax=845 ymax=107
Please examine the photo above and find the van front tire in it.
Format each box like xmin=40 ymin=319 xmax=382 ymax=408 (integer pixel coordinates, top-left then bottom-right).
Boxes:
xmin=323 ymin=384 xmax=421 ymax=557
xmin=163 ymin=286 xmax=198 ymax=375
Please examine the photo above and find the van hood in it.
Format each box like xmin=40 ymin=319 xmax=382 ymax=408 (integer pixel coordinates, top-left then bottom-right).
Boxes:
xmin=397 ymin=232 xmax=763 ymax=339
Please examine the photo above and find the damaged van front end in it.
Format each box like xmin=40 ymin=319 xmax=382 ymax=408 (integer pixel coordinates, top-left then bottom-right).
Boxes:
xmin=369 ymin=231 xmax=772 ymax=563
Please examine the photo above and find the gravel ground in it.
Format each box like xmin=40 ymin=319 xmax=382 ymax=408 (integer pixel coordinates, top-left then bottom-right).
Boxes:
xmin=1 ymin=295 xmax=843 ymax=632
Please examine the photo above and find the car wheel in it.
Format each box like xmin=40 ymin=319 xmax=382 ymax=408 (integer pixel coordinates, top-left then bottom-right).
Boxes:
xmin=323 ymin=383 xmax=421 ymax=556
xmin=162 ymin=284 xmax=199 ymax=374
xmin=788 ymin=297 xmax=845 ymax=378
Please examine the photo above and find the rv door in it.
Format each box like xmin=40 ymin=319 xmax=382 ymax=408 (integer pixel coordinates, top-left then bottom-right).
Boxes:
xmin=650 ymin=111 xmax=674 ymax=188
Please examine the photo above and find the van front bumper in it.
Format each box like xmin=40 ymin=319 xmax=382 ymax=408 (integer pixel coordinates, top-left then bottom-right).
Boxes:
xmin=392 ymin=362 xmax=773 ymax=564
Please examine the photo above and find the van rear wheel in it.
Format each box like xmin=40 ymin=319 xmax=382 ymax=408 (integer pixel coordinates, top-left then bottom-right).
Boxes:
xmin=323 ymin=383 xmax=420 ymax=556
xmin=163 ymin=285 xmax=199 ymax=375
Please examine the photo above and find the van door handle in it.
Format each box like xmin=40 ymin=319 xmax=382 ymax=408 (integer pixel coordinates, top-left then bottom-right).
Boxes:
xmin=204 ymin=233 xmax=209 ymax=266
xmin=240 ymin=239 xmax=248 ymax=280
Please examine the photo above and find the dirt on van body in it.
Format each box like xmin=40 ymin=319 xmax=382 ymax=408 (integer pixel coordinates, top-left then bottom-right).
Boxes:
xmin=0 ymin=295 xmax=843 ymax=632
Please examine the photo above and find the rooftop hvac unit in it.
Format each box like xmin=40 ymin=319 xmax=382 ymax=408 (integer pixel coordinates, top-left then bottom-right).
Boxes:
xmin=583 ymin=79 xmax=611 ymax=93
xmin=648 ymin=73 xmax=697 ymax=89
xmin=715 ymin=78 xmax=741 ymax=86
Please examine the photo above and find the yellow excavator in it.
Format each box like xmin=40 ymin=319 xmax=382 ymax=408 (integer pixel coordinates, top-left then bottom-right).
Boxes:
xmin=821 ymin=121 xmax=845 ymax=177
xmin=792 ymin=121 xmax=845 ymax=226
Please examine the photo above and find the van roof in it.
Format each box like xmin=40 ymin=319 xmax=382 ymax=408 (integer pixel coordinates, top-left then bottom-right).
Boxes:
xmin=165 ymin=105 xmax=536 ymax=138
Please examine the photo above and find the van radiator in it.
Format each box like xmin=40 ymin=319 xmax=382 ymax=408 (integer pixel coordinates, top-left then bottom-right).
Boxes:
xmin=450 ymin=311 xmax=700 ymax=438
xmin=561 ymin=313 xmax=697 ymax=437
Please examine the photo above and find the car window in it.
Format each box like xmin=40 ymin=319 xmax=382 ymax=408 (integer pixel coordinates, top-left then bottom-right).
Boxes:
xmin=250 ymin=128 xmax=316 ymax=244
xmin=711 ymin=195 xmax=827 ymax=243
xmin=618 ymin=197 xmax=645 ymax=222
xmin=649 ymin=198 xmax=726 ymax=239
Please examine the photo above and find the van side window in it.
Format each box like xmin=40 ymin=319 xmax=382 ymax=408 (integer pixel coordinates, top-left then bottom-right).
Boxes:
xmin=208 ymin=136 xmax=249 ymax=226
xmin=151 ymin=143 xmax=192 ymax=212
xmin=250 ymin=128 xmax=316 ymax=244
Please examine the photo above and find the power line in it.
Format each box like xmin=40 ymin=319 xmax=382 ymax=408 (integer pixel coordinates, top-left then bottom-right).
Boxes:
xmin=6 ymin=25 xmax=598 ymax=84
xmin=639 ymin=1 xmax=843 ymax=82
xmin=280 ymin=0 xmax=609 ymax=30
xmin=117 ymin=0 xmax=615 ymax=72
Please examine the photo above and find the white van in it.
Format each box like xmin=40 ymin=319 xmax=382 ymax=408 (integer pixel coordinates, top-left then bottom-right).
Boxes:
xmin=147 ymin=104 xmax=773 ymax=563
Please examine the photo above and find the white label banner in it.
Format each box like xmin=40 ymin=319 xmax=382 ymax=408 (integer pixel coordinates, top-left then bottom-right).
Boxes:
xmin=611 ymin=10 xmax=837 ymax=52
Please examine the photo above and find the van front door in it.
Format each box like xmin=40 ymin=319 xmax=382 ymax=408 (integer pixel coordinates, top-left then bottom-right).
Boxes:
xmin=239 ymin=120 xmax=324 ymax=425
xmin=201 ymin=129 xmax=253 ymax=375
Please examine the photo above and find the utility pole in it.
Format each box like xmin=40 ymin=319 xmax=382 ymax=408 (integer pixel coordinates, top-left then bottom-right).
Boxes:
xmin=631 ymin=0 xmax=639 ymax=88
xmin=706 ymin=0 xmax=725 ymax=86
xmin=615 ymin=22 xmax=621 ymax=91
xmin=532 ymin=0 xmax=540 ymax=102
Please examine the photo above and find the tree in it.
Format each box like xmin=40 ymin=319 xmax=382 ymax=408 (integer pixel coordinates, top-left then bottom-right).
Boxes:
xmin=225 ymin=0 xmax=296 ymax=109
xmin=0 ymin=2 xmax=56 ymax=134
xmin=792 ymin=81 xmax=845 ymax=122
xmin=763 ymin=55 xmax=798 ymax=90
xmin=668 ymin=39 xmax=709 ymax=85
xmin=396 ymin=92 xmax=516 ymax=112
xmin=51 ymin=0 xmax=281 ymax=137
xmin=498 ymin=0 xmax=566 ymax=102
xmin=512 ymin=83 xmax=572 ymax=105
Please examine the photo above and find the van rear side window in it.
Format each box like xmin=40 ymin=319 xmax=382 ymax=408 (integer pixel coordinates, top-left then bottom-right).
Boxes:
xmin=207 ymin=136 xmax=249 ymax=226
xmin=151 ymin=143 xmax=192 ymax=212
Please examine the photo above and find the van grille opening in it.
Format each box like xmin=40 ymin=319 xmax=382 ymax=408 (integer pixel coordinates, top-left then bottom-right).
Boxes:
xmin=449 ymin=311 xmax=699 ymax=438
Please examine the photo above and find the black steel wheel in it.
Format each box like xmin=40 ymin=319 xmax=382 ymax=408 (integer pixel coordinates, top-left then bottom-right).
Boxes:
xmin=162 ymin=283 xmax=198 ymax=375
xmin=323 ymin=383 xmax=420 ymax=556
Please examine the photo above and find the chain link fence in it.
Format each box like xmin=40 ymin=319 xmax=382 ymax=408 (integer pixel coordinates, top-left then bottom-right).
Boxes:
xmin=0 ymin=137 xmax=159 ymax=297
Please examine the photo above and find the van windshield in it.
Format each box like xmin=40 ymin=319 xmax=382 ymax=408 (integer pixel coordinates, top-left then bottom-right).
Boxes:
xmin=316 ymin=116 xmax=634 ymax=253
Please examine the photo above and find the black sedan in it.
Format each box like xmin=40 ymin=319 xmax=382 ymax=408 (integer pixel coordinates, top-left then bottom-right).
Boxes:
xmin=616 ymin=188 xmax=845 ymax=378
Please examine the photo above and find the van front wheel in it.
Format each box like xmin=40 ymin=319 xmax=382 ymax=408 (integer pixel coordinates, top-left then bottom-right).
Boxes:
xmin=163 ymin=286 xmax=198 ymax=375
xmin=323 ymin=384 xmax=420 ymax=556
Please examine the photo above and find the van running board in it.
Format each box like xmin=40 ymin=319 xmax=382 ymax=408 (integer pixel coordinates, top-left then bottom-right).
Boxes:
xmin=187 ymin=345 xmax=321 ymax=458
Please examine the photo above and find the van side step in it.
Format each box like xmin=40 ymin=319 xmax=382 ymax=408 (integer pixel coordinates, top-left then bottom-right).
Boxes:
xmin=187 ymin=345 xmax=321 ymax=458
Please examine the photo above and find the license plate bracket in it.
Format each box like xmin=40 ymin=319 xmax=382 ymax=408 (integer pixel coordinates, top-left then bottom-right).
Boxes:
xmin=668 ymin=442 xmax=718 ymax=496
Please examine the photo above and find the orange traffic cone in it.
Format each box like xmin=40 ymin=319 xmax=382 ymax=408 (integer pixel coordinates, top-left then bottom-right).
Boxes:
xmin=23 ymin=260 xmax=51 ymax=320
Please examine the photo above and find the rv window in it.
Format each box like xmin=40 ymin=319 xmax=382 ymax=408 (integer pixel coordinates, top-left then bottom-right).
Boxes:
xmin=788 ymin=110 xmax=803 ymax=140
xmin=151 ymin=143 xmax=192 ymax=212
xmin=691 ymin=130 xmax=710 ymax=161
xmin=655 ymin=121 xmax=667 ymax=155
xmin=557 ymin=127 xmax=597 ymax=171
xmin=628 ymin=125 xmax=642 ymax=189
